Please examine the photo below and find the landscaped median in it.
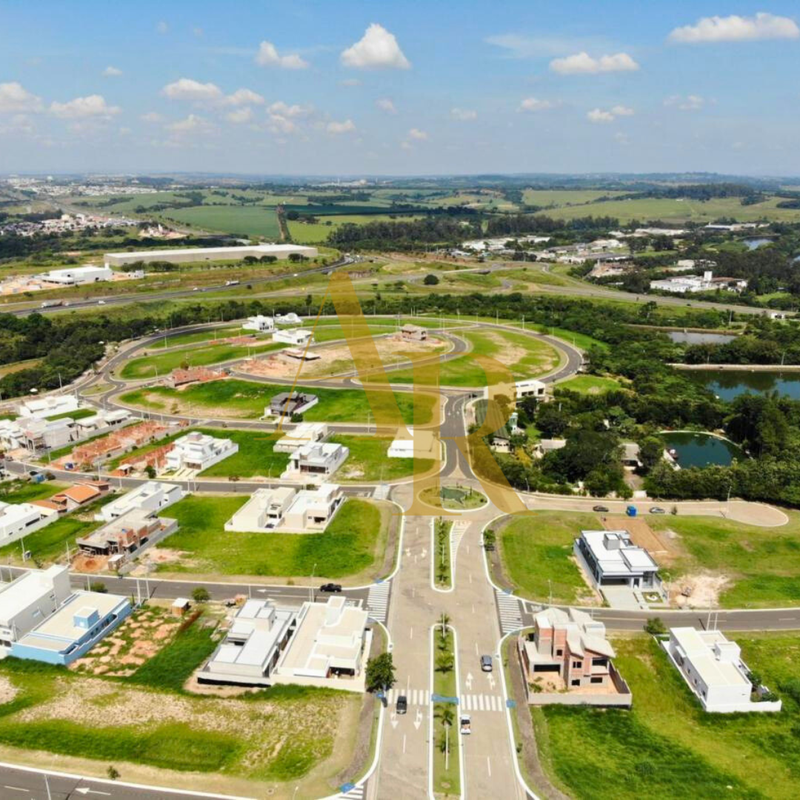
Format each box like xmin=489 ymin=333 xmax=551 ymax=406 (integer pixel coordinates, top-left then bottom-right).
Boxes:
xmin=433 ymin=518 xmax=454 ymax=589
xmin=431 ymin=620 xmax=461 ymax=798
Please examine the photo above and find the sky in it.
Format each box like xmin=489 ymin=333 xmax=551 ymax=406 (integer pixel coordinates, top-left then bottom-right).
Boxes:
xmin=0 ymin=0 xmax=799 ymax=176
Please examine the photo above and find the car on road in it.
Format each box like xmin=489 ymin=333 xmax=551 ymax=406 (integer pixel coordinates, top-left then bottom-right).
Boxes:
xmin=460 ymin=714 xmax=471 ymax=735
xmin=396 ymin=695 xmax=408 ymax=715
xmin=192 ymin=287 xmax=199 ymax=291
xmin=650 ymin=506 xmax=666 ymax=514
xmin=319 ymin=583 xmax=342 ymax=593
xmin=593 ymin=505 xmax=609 ymax=512
xmin=480 ymin=655 xmax=493 ymax=672
xmin=97 ymin=300 xmax=106 ymax=305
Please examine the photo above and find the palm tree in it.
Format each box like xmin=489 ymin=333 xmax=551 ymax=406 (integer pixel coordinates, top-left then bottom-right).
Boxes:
xmin=439 ymin=612 xmax=450 ymax=638
xmin=437 ymin=706 xmax=455 ymax=769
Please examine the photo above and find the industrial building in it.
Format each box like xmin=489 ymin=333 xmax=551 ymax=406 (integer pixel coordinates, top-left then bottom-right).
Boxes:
xmin=104 ymin=244 xmax=318 ymax=268
xmin=39 ymin=265 xmax=113 ymax=285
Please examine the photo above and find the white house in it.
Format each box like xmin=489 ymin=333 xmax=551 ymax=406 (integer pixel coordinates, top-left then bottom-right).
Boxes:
xmin=0 ymin=565 xmax=72 ymax=651
xmin=164 ymin=432 xmax=238 ymax=472
xmin=0 ymin=501 xmax=58 ymax=547
xmin=515 ymin=379 xmax=547 ymax=400
xmin=273 ymin=328 xmax=314 ymax=347
xmin=274 ymin=422 xmax=328 ymax=453
xmin=20 ymin=417 xmax=76 ymax=451
xmin=39 ymin=265 xmax=113 ymax=285
xmin=387 ymin=428 xmax=437 ymax=460
xmin=276 ymin=312 xmax=302 ymax=325
xmin=282 ymin=484 xmax=344 ymax=532
xmin=664 ymin=628 xmax=782 ymax=714
xmin=97 ymin=481 xmax=183 ymax=522
xmin=225 ymin=484 xmax=344 ymax=533
xmin=224 ymin=487 xmax=298 ymax=532
xmin=282 ymin=442 xmax=348 ymax=480
xmin=18 ymin=394 xmax=79 ymax=419
xmin=242 ymin=315 xmax=274 ymax=333
xmin=574 ymin=530 xmax=660 ymax=591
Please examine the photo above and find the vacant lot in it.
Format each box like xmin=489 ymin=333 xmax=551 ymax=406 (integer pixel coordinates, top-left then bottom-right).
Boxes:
xmin=196 ymin=428 xmax=289 ymax=478
xmin=331 ymin=434 xmax=434 ymax=482
xmin=533 ymin=633 xmax=800 ymax=799
xmin=157 ymin=496 xmax=391 ymax=581
xmin=556 ymin=375 xmax=622 ymax=395
xmin=161 ymin=205 xmax=282 ymax=238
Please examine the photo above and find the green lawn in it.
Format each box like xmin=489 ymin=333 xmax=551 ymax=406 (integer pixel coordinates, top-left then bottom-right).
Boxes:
xmin=46 ymin=408 xmax=98 ymax=422
xmin=119 ymin=340 xmax=282 ymax=380
xmin=158 ymin=496 xmax=389 ymax=579
xmin=432 ymin=626 xmax=460 ymax=796
xmin=556 ymin=375 xmax=622 ymax=395
xmin=0 ymin=480 xmax=64 ymax=504
xmin=522 ymin=189 xmax=629 ymax=207
xmin=160 ymin=325 xmax=252 ymax=347
xmin=120 ymin=379 xmax=436 ymax=425
xmin=533 ymin=634 xmax=800 ymax=800
xmin=330 ymin=434 xmax=433 ymax=482
xmin=161 ymin=205 xmax=281 ymax=238
xmin=196 ymin=428 xmax=289 ymax=478
xmin=497 ymin=512 xmax=601 ymax=604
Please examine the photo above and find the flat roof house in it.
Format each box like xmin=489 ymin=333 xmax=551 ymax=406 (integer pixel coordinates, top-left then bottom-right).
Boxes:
xmin=387 ymin=427 xmax=437 ymax=460
xmin=282 ymin=484 xmax=344 ymax=532
xmin=515 ymin=379 xmax=547 ymax=400
xmin=20 ymin=417 xmax=75 ymax=451
xmin=164 ymin=432 xmax=238 ymax=472
xmin=276 ymin=312 xmax=302 ymax=325
xmin=77 ymin=507 xmax=178 ymax=559
xmin=664 ymin=628 xmax=781 ymax=713
xmin=267 ymin=392 xmax=318 ymax=418
xmin=224 ymin=487 xmax=297 ymax=533
xmin=0 ymin=500 xmax=58 ymax=547
xmin=274 ymin=422 xmax=328 ymax=453
xmin=17 ymin=394 xmax=79 ymax=419
xmin=574 ymin=530 xmax=660 ymax=590
xmin=273 ymin=328 xmax=314 ymax=347
xmin=96 ymin=481 xmax=183 ymax=522
xmin=242 ymin=315 xmax=274 ymax=333
xmin=225 ymin=484 xmax=344 ymax=533
xmin=401 ymin=324 xmax=428 ymax=341
xmin=283 ymin=442 xmax=349 ymax=480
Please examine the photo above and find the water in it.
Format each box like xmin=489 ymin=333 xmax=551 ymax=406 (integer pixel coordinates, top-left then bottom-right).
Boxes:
xmin=662 ymin=432 xmax=744 ymax=468
xmin=742 ymin=237 xmax=772 ymax=250
xmin=667 ymin=331 xmax=737 ymax=345
xmin=688 ymin=369 xmax=800 ymax=401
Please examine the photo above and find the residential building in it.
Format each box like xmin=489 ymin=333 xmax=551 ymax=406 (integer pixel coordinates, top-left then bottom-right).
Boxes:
xmin=664 ymin=628 xmax=782 ymax=713
xmin=621 ymin=442 xmax=642 ymax=468
xmin=282 ymin=484 xmax=344 ymax=531
xmin=77 ymin=508 xmax=178 ymax=559
xmin=224 ymin=484 xmax=344 ymax=533
xmin=515 ymin=379 xmax=547 ymax=400
xmin=242 ymin=315 xmax=274 ymax=333
xmin=224 ymin=487 xmax=298 ymax=532
xmin=266 ymin=392 xmax=318 ymax=418
xmin=0 ymin=501 xmax=58 ymax=547
xmin=283 ymin=442 xmax=348 ymax=479
xmin=574 ymin=530 xmax=660 ymax=590
xmin=518 ymin=607 xmax=630 ymax=706
xmin=533 ymin=438 xmax=567 ymax=458
xmin=164 ymin=432 xmax=238 ymax=472
xmin=387 ymin=428 xmax=437 ymax=459
xmin=274 ymin=422 xmax=328 ymax=453
xmin=104 ymin=244 xmax=318 ymax=268
xmin=96 ymin=481 xmax=183 ymax=522
xmin=50 ymin=482 xmax=109 ymax=513
xmin=39 ymin=265 xmax=113 ymax=285
xmin=20 ymin=417 xmax=75 ymax=451
xmin=273 ymin=328 xmax=314 ymax=347
xmin=276 ymin=312 xmax=302 ymax=325
xmin=400 ymin=324 xmax=428 ymax=342
xmin=17 ymin=394 xmax=79 ymax=419
xmin=0 ymin=566 xmax=72 ymax=651
xmin=9 ymin=590 xmax=132 ymax=666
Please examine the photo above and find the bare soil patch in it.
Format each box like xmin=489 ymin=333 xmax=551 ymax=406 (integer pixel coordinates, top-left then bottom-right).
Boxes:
xmin=667 ymin=572 xmax=730 ymax=608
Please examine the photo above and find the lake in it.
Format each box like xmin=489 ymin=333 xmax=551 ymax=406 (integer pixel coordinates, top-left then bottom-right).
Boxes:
xmin=662 ymin=431 xmax=744 ymax=468
xmin=742 ymin=238 xmax=773 ymax=250
xmin=667 ymin=331 xmax=737 ymax=345
xmin=687 ymin=369 xmax=800 ymax=401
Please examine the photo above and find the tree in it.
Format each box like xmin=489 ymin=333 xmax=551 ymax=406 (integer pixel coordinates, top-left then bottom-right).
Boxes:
xmin=639 ymin=436 xmax=665 ymax=473
xmin=107 ymin=766 xmax=120 ymax=781
xmin=90 ymin=581 xmax=107 ymax=594
xmin=365 ymin=652 xmax=396 ymax=693
xmin=192 ymin=587 xmax=210 ymax=603
xmin=423 ymin=273 xmax=439 ymax=286
xmin=644 ymin=617 xmax=666 ymax=635
xmin=144 ymin=465 xmax=157 ymax=479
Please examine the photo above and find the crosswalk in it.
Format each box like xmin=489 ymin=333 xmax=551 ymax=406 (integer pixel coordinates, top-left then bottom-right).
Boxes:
xmin=496 ymin=589 xmax=523 ymax=634
xmin=386 ymin=688 xmax=430 ymax=706
xmin=338 ymin=784 xmax=365 ymax=799
xmin=367 ymin=581 xmax=390 ymax=623
xmin=450 ymin=520 xmax=469 ymax=556
xmin=383 ymin=688 xmax=505 ymax=712
xmin=372 ymin=483 xmax=390 ymax=500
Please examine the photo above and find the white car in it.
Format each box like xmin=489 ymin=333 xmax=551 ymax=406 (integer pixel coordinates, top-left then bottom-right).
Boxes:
xmin=97 ymin=300 xmax=106 ymax=305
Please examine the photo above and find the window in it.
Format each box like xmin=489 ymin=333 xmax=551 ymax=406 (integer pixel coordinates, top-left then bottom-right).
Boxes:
xmin=572 ymin=661 xmax=582 ymax=669
xmin=571 ymin=679 xmax=580 ymax=687
xmin=556 ymin=649 xmax=563 ymax=657
xmin=591 ymin=676 xmax=603 ymax=684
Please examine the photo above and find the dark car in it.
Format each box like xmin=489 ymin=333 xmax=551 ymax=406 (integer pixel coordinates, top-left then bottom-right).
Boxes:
xmin=396 ymin=695 xmax=408 ymax=715
xmin=480 ymin=655 xmax=493 ymax=672
xmin=593 ymin=505 xmax=609 ymax=513
xmin=319 ymin=583 xmax=343 ymax=593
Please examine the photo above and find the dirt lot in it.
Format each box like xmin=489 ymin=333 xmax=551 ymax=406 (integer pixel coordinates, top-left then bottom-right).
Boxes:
xmin=602 ymin=515 xmax=684 ymax=566
xmin=666 ymin=573 xmax=731 ymax=608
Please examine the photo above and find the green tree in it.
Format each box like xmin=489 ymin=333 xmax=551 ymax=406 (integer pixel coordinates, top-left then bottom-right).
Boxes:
xmin=423 ymin=273 xmax=439 ymax=286
xmin=192 ymin=587 xmax=210 ymax=603
xmin=639 ymin=436 xmax=665 ymax=472
xmin=365 ymin=652 xmax=396 ymax=693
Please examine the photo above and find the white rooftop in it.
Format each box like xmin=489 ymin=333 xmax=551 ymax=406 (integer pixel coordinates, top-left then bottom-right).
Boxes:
xmin=0 ymin=566 xmax=67 ymax=623
xmin=581 ymin=530 xmax=659 ymax=577
xmin=670 ymin=627 xmax=750 ymax=690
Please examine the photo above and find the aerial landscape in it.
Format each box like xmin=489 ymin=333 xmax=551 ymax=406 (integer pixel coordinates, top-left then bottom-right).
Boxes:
xmin=2 ymin=2 xmax=800 ymax=798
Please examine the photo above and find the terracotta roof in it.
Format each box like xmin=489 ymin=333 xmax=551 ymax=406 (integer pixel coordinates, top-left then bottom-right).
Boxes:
xmin=30 ymin=499 xmax=62 ymax=511
xmin=54 ymin=484 xmax=101 ymax=504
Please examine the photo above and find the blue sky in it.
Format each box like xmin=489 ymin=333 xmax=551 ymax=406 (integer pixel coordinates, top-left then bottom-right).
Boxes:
xmin=1 ymin=1 xmax=798 ymax=176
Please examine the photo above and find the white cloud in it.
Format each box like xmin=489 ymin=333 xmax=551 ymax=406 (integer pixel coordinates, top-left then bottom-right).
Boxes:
xmin=376 ymin=98 xmax=397 ymax=114
xmin=268 ymin=101 xmax=311 ymax=118
xmin=451 ymin=107 xmax=477 ymax=121
xmin=518 ymin=97 xmax=555 ymax=112
xmin=611 ymin=104 xmax=634 ymax=116
xmin=669 ymin=13 xmax=799 ymax=43
xmin=327 ymin=119 xmax=356 ymax=135
xmin=0 ymin=82 xmax=43 ymax=113
xmin=140 ymin=111 xmax=163 ymax=123
xmin=226 ymin=107 xmax=253 ymax=124
xmin=664 ymin=94 xmax=705 ymax=111
xmin=0 ymin=114 xmax=36 ymax=135
xmin=550 ymin=51 xmax=639 ymax=75
xmin=50 ymin=95 xmax=120 ymax=119
xmin=341 ymin=23 xmax=410 ymax=69
xmin=267 ymin=114 xmax=298 ymax=135
xmin=225 ymin=88 xmax=264 ymax=106
xmin=103 ymin=66 xmax=122 ymax=77
xmin=161 ymin=78 xmax=222 ymax=102
xmin=255 ymin=41 xmax=309 ymax=69
xmin=587 ymin=108 xmax=615 ymax=123
xmin=166 ymin=114 xmax=214 ymax=134
xmin=156 ymin=21 xmax=169 ymax=35
xmin=408 ymin=127 xmax=428 ymax=140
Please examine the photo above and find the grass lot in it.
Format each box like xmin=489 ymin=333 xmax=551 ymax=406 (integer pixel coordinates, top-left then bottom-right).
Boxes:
xmin=0 ymin=480 xmax=64 ymax=504
xmin=651 ymin=512 xmax=800 ymax=608
xmin=45 ymin=408 xmax=98 ymax=422
xmin=0 ymin=513 xmax=100 ymax=565
xmin=521 ymin=189 xmax=629 ymax=207
xmin=161 ymin=325 xmax=248 ymax=347
xmin=556 ymin=375 xmax=622 ymax=394
xmin=330 ymin=434 xmax=433 ymax=482
xmin=196 ymin=428 xmax=289 ymax=478
xmin=0 ymin=654 xmax=358 ymax=787
xmin=533 ymin=634 xmax=800 ymax=799
xmin=529 ymin=323 xmax=609 ymax=352
xmin=158 ymin=496 xmax=389 ymax=580
xmin=309 ymin=320 xmax=396 ymax=343
xmin=120 ymin=379 xmax=436 ymax=425
xmin=160 ymin=205 xmax=281 ymax=238
xmin=390 ymin=328 xmax=561 ymax=387
xmin=497 ymin=512 xmax=601 ymax=604
xmin=432 ymin=626 xmax=460 ymax=796
xmin=119 ymin=340 xmax=282 ymax=380
xmin=289 ymin=214 xmax=424 ymax=244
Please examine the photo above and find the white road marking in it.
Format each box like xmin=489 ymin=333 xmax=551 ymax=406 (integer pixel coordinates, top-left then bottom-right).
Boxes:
xmin=403 ymin=734 xmax=407 ymax=754
xmin=4 ymin=788 xmax=29 ymax=794
xmin=410 ymin=627 xmax=413 ymax=639
xmin=487 ymin=756 xmax=492 ymax=777
xmin=474 ymin=642 xmax=479 ymax=655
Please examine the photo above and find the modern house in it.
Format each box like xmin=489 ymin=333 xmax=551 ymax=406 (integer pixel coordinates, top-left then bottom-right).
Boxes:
xmin=224 ymin=484 xmax=344 ymax=533
xmin=533 ymin=439 xmax=567 ymax=458
xmin=274 ymin=422 xmax=328 ymax=453
xmin=96 ymin=481 xmax=183 ymax=522
xmin=273 ymin=328 xmax=314 ymax=347
xmin=164 ymin=432 xmax=238 ymax=472
xmin=515 ymin=379 xmax=547 ymax=400
xmin=20 ymin=417 xmax=75 ymax=451
xmin=17 ymin=394 xmax=79 ymax=419
xmin=77 ymin=508 xmax=178 ymax=562
xmin=282 ymin=484 xmax=344 ymax=531
xmin=518 ymin=607 xmax=631 ymax=706
xmin=664 ymin=628 xmax=782 ymax=713
xmin=283 ymin=442 xmax=348 ymax=480
xmin=224 ymin=487 xmax=298 ymax=532
xmin=104 ymin=244 xmax=318 ymax=268
xmin=276 ymin=312 xmax=302 ymax=325
xmin=400 ymin=324 xmax=428 ymax=342
xmin=242 ymin=315 xmax=275 ymax=333
xmin=574 ymin=530 xmax=661 ymax=591
xmin=0 ymin=500 xmax=58 ymax=547
xmin=266 ymin=392 xmax=318 ymax=418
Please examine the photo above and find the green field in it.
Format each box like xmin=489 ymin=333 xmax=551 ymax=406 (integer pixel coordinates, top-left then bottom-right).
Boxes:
xmin=556 ymin=375 xmax=622 ymax=394
xmin=161 ymin=326 xmax=245 ymax=347
xmin=196 ymin=428 xmax=289 ymax=478
xmin=330 ymin=434 xmax=434 ymax=482
xmin=496 ymin=512 xmax=602 ymax=604
xmin=289 ymin=214 xmax=424 ymax=244
xmin=120 ymin=379 xmax=437 ymax=425
xmin=533 ymin=634 xmax=800 ymax=799
xmin=157 ymin=496 xmax=389 ymax=580
xmin=522 ymin=189 xmax=629 ymax=207
xmin=161 ymin=205 xmax=282 ymax=238
xmin=119 ymin=340 xmax=282 ymax=380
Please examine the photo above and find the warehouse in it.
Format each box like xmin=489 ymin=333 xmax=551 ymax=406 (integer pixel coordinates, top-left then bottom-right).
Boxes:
xmin=104 ymin=243 xmax=318 ymax=268
xmin=39 ymin=265 xmax=113 ymax=285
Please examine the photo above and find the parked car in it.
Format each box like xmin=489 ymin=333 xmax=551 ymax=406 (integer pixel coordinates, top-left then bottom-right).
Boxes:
xmin=480 ymin=655 xmax=493 ymax=672
xmin=396 ymin=695 xmax=408 ymax=715
xmin=650 ymin=506 xmax=666 ymax=515
xmin=593 ymin=505 xmax=609 ymax=513
xmin=460 ymin=714 xmax=471 ymax=735
xmin=319 ymin=583 xmax=342 ymax=593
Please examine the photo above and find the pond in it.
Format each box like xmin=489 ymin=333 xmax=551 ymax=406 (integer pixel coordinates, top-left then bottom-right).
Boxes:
xmin=661 ymin=432 xmax=745 ymax=468
xmin=667 ymin=331 xmax=737 ymax=345
xmin=687 ymin=369 xmax=800 ymax=401
xmin=742 ymin=237 xmax=773 ymax=250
